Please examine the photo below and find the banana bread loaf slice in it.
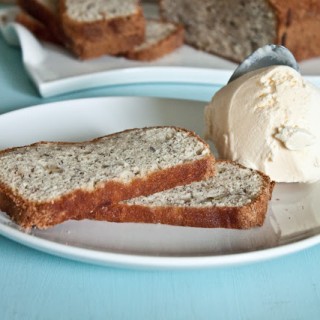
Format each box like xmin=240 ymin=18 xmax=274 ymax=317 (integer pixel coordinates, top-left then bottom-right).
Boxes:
xmin=160 ymin=0 xmax=320 ymax=62
xmin=93 ymin=161 xmax=274 ymax=229
xmin=15 ymin=10 xmax=61 ymax=44
xmin=125 ymin=19 xmax=184 ymax=61
xmin=0 ymin=127 xmax=215 ymax=229
xmin=17 ymin=0 xmax=64 ymax=43
xmin=59 ymin=0 xmax=146 ymax=56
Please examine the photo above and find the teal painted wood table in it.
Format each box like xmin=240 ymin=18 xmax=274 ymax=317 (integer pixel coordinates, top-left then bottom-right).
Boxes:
xmin=1 ymin=17 xmax=320 ymax=320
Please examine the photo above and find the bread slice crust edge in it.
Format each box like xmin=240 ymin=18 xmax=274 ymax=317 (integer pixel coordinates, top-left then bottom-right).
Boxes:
xmin=125 ymin=21 xmax=184 ymax=61
xmin=92 ymin=161 xmax=275 ymax=229
xmin=0 ymin=126 xmax=215 ymax=229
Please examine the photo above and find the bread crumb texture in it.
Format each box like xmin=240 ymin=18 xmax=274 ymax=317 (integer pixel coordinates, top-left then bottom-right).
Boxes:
xmin=65 ymin=0 xmax=139 ymax=22
xmin=124 ymin=162 xmax=263 ymax=207
xmin=0 ymin=127 xmax=209 ymax=201
xmin=160 ymin=0 xmax=276 ymax=61
xmin=133 ymin=20 xmax=176 ymax=51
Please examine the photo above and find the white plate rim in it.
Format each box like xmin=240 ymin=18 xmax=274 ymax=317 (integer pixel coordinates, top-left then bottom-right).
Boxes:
xmin=0 ymin=97 xmax=320 ymax=270
xmin=1 ymin=216 xmax=320 ymax=270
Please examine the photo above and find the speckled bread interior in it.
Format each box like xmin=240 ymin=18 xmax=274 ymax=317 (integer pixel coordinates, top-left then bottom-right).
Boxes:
xmin=0 ymin=127 xmax=215 ymax=229
xmin=92 ymin=161 xmax=275 ymax=229
xmin=59 ymin=0 xmax=146 ymax=57
xmin=125 ymin=19 xmax=184 ymax=61
xmin=160 ymin=0 xmax=320 ymax=62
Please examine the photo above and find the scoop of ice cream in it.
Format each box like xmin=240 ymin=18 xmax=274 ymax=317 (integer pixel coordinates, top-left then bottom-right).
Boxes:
xmin=205 ymin=65 xmax=320 ymax=183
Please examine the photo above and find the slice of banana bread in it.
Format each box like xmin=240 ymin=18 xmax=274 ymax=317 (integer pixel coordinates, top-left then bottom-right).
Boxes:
xmin=0 ymin=127 xmax=215 ymax=229
xmin=125 ymin=19 xmax=184 ymax=61
xmin=17 ymin=0 xmax=146 ymax=58
xmin=15 ymin=10 xmax=61 ymax=44
xmin=60 ymin=0 xmax=146 ymax=56
xmin=17 ymin=0 xmax=64 ymax=43
xmin=93 ymin=161 xmax=274 ymax=229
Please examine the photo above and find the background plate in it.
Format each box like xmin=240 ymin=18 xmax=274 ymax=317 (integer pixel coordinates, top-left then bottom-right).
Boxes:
xmin=0 ymin=97 xmax=320 ymax=269
xmin=1 ymin=6 xmax=320 ymax=97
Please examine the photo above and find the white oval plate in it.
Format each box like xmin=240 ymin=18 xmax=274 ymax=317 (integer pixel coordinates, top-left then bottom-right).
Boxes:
xmin=1 ymin=97 xmax=320 ymax=270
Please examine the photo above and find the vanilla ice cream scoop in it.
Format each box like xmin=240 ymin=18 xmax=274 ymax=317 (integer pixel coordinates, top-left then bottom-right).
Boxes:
xmin=205 ymin=65 xmax=320 ymax=183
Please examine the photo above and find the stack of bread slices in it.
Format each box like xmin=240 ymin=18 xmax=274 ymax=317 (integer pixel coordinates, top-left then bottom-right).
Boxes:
xmin=15 ymin=0 xmax=184 ymax=61
xmin=0 ymin=127 xmax=274 ymax=230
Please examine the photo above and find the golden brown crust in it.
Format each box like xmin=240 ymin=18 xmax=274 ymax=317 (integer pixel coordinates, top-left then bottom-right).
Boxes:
xmin=59 ymin=0 xmax=146 ymax=58
xmin=65 ymin=32 xmax=145 ymax=59
xmin=59 ymin=0 xmax=144 ymax=40
xmin=92 ymin=161 xmax=274 ymax=229
xmin=0 ymin=155 xmax=215 ymax=229
xmin=125 ymin=22 xmax=184 ymax=61
xmin=17 ymin=0 xmax=65 ymax=44
xmin=17 ymin=0 xmax=146 ymax=59
xmin=15 ymin=11 xmax=61 ymax=44
xmin=268 ymin=0 xmax=320 ymax=61
xmin=0 ymin=126 xmax=215 ymax=229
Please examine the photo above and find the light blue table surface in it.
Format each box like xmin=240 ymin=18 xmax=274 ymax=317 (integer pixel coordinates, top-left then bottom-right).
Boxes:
xmin=1 ymin=16 xmax=320 ymax=320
